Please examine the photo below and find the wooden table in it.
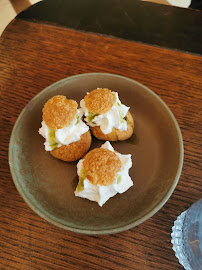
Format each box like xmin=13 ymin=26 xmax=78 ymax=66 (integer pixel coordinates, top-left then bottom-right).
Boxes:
xmin=1 ymin=0 xmax=202 ymax=269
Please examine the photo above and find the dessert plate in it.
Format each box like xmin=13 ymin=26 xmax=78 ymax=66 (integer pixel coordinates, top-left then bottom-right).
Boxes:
xmin=9 ymin=73 xmax=183 ymax=234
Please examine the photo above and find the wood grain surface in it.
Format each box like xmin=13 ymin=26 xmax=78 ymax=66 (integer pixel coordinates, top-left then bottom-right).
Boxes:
xmin=0 ymin=19 xmax=202 ymax=270
xmin=17 ymin=0 xmax=202 ymax=55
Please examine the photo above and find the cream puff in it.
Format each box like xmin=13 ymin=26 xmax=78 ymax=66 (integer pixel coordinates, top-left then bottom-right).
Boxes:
xmin=39 ymin=95 xmax=91 ymax=161
xmin=80 ymin=88 xmax=134 ymax=141
xmin=75 ymin=141 xmax=133 ymax=206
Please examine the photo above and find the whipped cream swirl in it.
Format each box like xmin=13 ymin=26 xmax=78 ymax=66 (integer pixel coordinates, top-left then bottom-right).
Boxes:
xmin=39 ymin=109 xmax=89 ymax=151
xmin=75 ymin=141 xmax=133 ymax=207
xmin=80 ymin=92 xmax=129 ymax=135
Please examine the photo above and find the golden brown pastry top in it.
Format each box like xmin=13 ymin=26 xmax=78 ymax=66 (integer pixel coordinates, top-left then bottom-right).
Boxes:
xmin=84 ymin=88 xmax=116 ymax=114
xmin=82 ymin=148 xmax=122 ymax=186
xmin=43 ymin=95 xmax=78 ymax=129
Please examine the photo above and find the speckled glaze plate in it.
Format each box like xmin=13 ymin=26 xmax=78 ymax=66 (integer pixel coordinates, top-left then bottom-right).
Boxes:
xmin=9 ymin=73 xmax=183 ymax=234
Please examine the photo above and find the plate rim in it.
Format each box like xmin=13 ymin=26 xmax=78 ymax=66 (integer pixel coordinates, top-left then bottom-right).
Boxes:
xmin=9 ymin=72 xmax=184 ymax=235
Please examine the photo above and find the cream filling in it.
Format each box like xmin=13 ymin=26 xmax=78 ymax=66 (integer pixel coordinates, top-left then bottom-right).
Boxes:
xmin=80 ymin=92 xmax=129 ymax=135
xmin=75 ymin=141 xmax=133 ymax=207
xmin=39 ymin=109 xmax=89 ymax=151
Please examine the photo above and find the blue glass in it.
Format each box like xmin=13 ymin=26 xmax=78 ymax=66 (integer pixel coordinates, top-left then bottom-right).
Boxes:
xmin=171 ymin=199 xmax=202 ymax=270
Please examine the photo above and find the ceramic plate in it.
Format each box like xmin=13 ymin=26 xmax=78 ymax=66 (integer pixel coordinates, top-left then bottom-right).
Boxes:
xmin=9 ymin=73 xmax=183 ymax=234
